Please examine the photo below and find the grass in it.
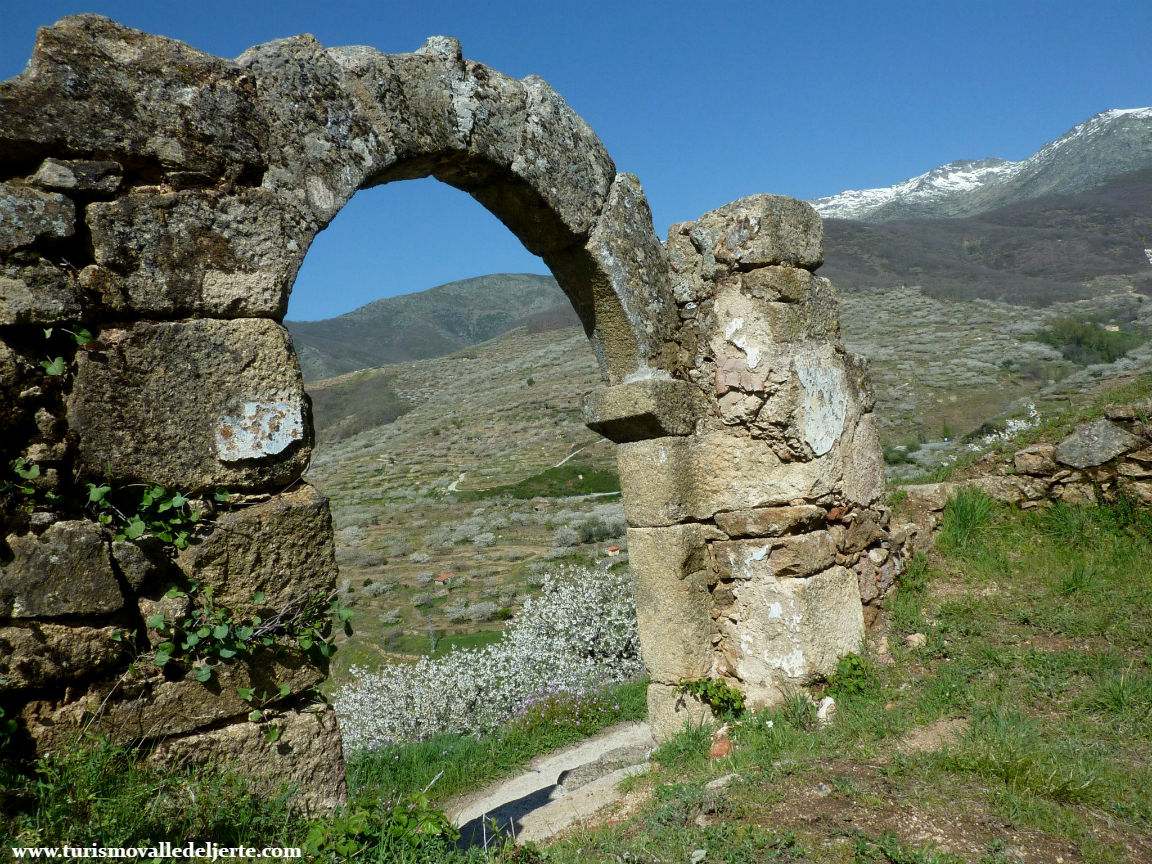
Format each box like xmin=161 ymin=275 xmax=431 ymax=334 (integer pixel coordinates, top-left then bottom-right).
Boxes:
xmin=1 ymin=678 xmax=650 ymax=863
xmin=542 ymin=494 xmax=1152 ymax=863
xmin=453 ymin=463 xmax=620 ymax=500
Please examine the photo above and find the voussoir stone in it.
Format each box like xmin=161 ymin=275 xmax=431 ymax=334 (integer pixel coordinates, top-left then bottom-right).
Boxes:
xmin=88 ymin=189 xmax=304 ymax=318
xmin=0 ymin=15 xmax=268 ymax=178
xmin=0 ymin=622 xmax=124 ymax=691
xmin=0 ymin=182 xmax=75 ymax=253
xmin=689 ymin=194 xmax=823 ymax=271
xmin=0 ymin=521 xmax=121 ymax=619
xmin=149 ymin=704 xmax=347 ymax=811
xmin=1055 ymin=419 xmax=1142 ymax=469
xmin=67 ymin=319 xmax=312 ymax=492
xmin=176 ymin=484 xmax=337 ymax=618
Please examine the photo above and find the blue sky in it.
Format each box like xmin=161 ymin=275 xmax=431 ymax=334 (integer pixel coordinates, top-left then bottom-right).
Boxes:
xmin=3 ymin=0 xmax=1150 ymax=320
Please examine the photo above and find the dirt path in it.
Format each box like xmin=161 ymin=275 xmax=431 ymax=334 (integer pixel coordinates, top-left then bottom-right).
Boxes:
xmin=445 ymin=722 xmax=655 ymax=847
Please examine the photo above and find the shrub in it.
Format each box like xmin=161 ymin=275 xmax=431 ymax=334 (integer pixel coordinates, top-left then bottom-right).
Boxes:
xmin=334 ymin=565 xmax=644 ymax=747
xmin=553 ymin=524 xmax=581 ymax=547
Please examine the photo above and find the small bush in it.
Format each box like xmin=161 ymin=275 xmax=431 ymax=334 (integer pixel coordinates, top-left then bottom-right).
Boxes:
xmin=678 ymin=677 xmax=745 ymax=718
xmin=335 ymin=565 xmax=644 ymax=747
xmin=553 ymin=524 xmax=581 ymax=547
xmin=826 ymin=653 xmax=879 ymax=698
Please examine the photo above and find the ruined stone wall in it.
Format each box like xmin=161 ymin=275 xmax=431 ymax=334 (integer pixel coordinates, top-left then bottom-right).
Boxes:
xmin=0 ymin=13 xmax=683 ymax=800
xmin=1 ymin=13 xmax=894 ymax=779
xmin=587 ymin=196 xmax=904 ymax=737
xmin=900 ymin=409 xmax=1152 ymax=532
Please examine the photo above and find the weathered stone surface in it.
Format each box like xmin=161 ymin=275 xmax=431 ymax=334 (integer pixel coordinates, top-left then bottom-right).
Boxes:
xmin=0 ymin=521 xmax=121 ymax=618
xmin=0 ymin=182 xmax=75 ymax=253
xmin=845 ymin=513 xmax=884 ymax=552
xmin=30 ymin=158 xmax=123 ymax=194
xmin=0 ymin=622 xmax=124 ymax=690
xmin=720 ymin=566 xmax=863 ymax=709
xmin=711 ymin=534 xmax=836 ymax=581
xmin=1013 ymin=443 xmax=1057 ymax=476
xmin=1055 ymin=419 xmax=1142 ymax=469
xmin=713 ymin=505 xmax=825 ymax=538
xmin=446 ymin=66 xmax=616 ymax=255
xmin=617 ymin=432 xmax=842 ymax=527
xmin=24 ymin=650 xmax=324 ymax=748
xmin=68 ymin=319 xmax=311 ymax=492
xmin=0 ymin=15 xmax=268 ymax=178
xmin=0 ymin=260 xmax=84 ymax=325
xmin=627 ymin=524 xmax=725 ymax=683
xmin=584 ymin=379 xmax=707 ymax=442
xmin=689 ymin=194 xmax=823 ymax=271
xmin=544 ymin=173 xmax=678 ymax=381
xmin=88 ymin=189 xmax=304 ymax=318
xmin=177 ymin=485 xmax=337 ymax=618
xmin=111 ymin=539 xmax=168 ymax=592
xmin=149 ymin=704 xmax=347 ymax=812
xmin=740 ymin=265 xmax=821 ymax=303
xmin=647 ymin=683 xmax=714 ymax=743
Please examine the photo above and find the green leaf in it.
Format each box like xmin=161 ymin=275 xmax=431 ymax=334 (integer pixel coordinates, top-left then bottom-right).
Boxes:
xmin=237 ymin=687 xmax=255 ymax=702
xmin=42 ymin=328 xmax=53 ymax=339
xmin=14 ymin=461 xmax=40 ymax=481
xmin=214 ymin=489 xmax=231 ymax=503
xmin=164 ymin=586 xmax=184 ymax=600
xmin=193 ymin=664 xmax=212 ymax=683
xmin=145 ymin=613 xmax=166 ymax=630
xmin=169 ymin=493 xmax=189 ymax=508
xmin=235 ymin=626 xmax=254 ymax=642
xmin=153 ymin=650 xmax=172 ymax=666
xmin=263 ymin=725 xmax=281 ymax=743
xmin=72 ymin=328 xmax=93 ymax=345
xmin=278 ymin=683 xmax=291 ymax=698
xmin=40 ymin=356 xmax=66 ymax=376
xmin=182 ymin=632 xmax=200 ymax=649
xmin=123 ymin=516 xmax=146 ymax=540
xmin=87 ymin=483 xmax=110 ymax=504
xmin=111 ymin=630 xmax=123 ymax=642
xmin=298 ymin=634 xmax=313 ymax=650
xmin=251 ymin=591 xmax=266 ymax=605
xmin=217 ymin=646 xmax=237 ymax=659
xmin=212 ymin=624 xmax=230 ymax=640
xmin=248 ymin=709 xmax=264 ymax=723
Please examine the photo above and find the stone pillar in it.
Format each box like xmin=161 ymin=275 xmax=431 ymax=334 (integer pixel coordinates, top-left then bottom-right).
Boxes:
xmin=587 ymin=195 xmax=896 ymax=740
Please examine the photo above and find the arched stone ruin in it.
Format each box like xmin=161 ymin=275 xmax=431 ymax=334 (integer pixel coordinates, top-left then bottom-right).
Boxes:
xmin=0 ymin=15 xmax=903 ymax=807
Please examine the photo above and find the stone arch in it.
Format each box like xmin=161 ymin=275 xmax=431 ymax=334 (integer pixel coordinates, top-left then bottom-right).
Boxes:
xmin=1 ymin=14 xmax=898 ymax=809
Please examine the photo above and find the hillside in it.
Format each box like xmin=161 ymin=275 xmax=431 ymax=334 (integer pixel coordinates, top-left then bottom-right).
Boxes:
xmin=286 ymin=273 xmax=577 ymax=381
xmin=812 ymin=107 xmax=1152 ymax=221
xmin=821 ymin=167 xmax=1152 ymax=305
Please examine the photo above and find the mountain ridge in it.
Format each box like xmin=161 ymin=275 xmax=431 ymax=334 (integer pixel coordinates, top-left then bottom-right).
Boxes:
xmin=811 ymin=107 xmax=1152 ymax=221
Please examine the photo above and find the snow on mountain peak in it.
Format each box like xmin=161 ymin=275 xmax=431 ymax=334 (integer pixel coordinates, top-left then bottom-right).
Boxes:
xmin=811 ymin=107 xmax=1152 ymax=221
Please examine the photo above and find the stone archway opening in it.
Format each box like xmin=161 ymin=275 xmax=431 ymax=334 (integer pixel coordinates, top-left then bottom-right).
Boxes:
xmin=282 ymin=174 xmax=624 ymax=685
